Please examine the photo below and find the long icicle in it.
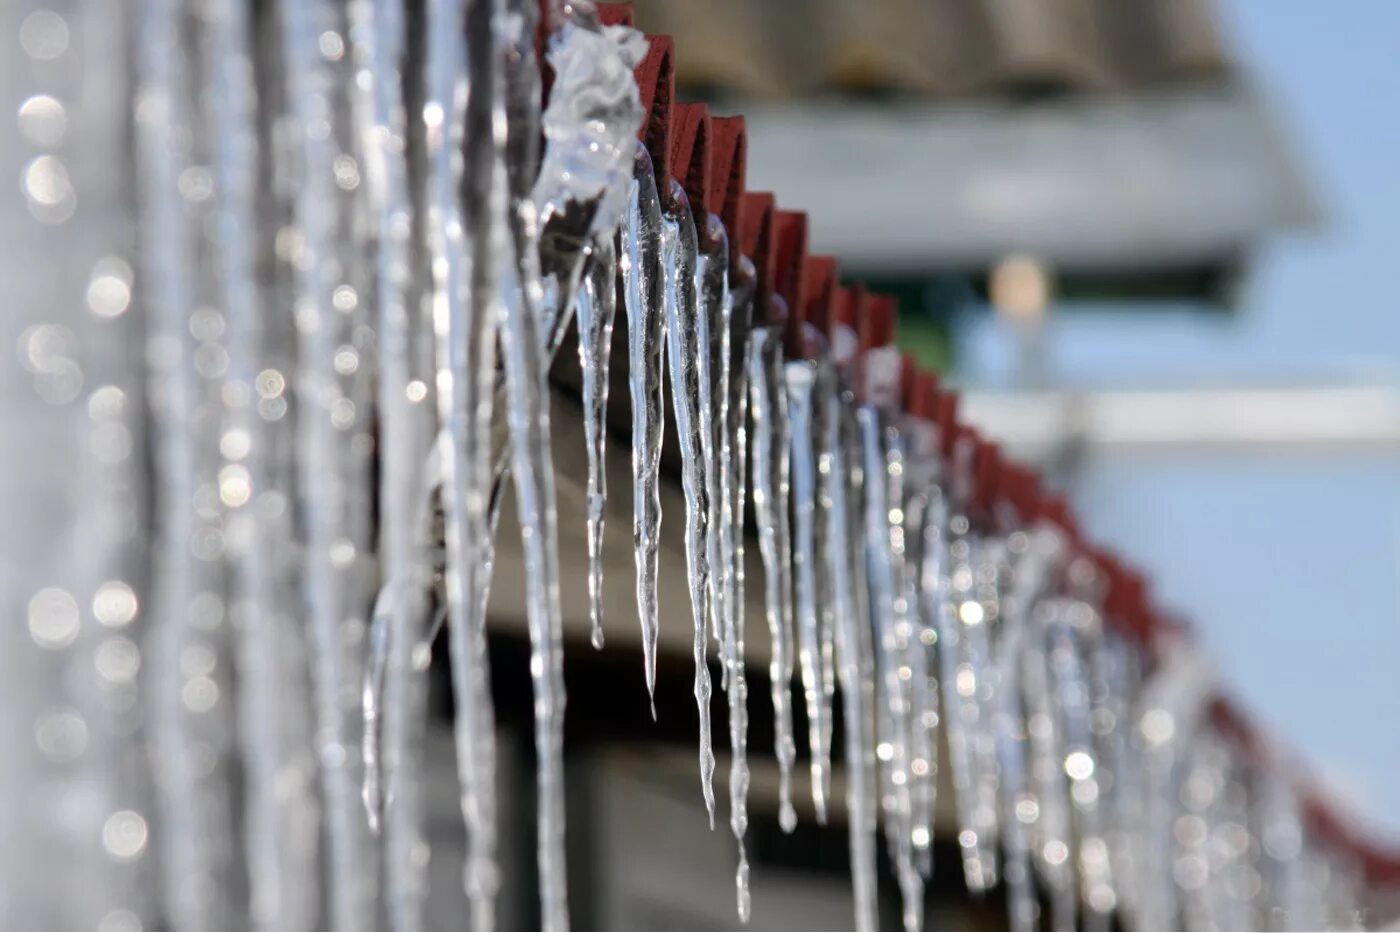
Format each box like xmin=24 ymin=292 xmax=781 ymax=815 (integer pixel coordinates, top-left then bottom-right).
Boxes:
xmin=497 ymin=2 xmax=570 ymax=926
xmin=899 ymin=418 xmax=941 ymax=880
xmin=279 ymin=0 xmax=384 ymax=924
xmin=351 ymin=0 xmax=439 ymax=925
xmin=576 ymin=235 xmax=617 ymax=650
xmin=813 ymin=366 xmax=839 ymax=822
xmin=786 ymin=359 xmax=832 ymax=822
xmin=138 ymin=1 xmax=244 ymax=924
xmin=698 ymin=216 xmax=731 ymax=674
xmin=724 ymin=255 xmax=757 ymax=920
xmin=662 ymin=179 xmax=718 ymax=824
xmin=621 ymin=146 xmax=666 ymax=711
xmin=206 ymin=0 xmax=320 ymax=925
xmin=860 ymin=407 xmax=924 ymax=932
xmin=827 ymin=391 xmax=879 ymax=932
xmin=749 ymin=326 xmax=798 ymax=832
xmin=427 ymin=0 xmax=502 ymax=924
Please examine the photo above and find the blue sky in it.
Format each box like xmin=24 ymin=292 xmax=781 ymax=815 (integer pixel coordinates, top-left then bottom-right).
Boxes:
xmin=961 ymin=1 xmax=1400 ymax=836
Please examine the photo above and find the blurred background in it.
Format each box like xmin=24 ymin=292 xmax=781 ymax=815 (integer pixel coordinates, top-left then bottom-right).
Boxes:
xmin=453 ymin=0 xmax=1400 ymax=928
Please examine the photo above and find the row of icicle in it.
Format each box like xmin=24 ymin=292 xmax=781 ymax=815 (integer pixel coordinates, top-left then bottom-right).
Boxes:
xmin=2 ymin=0 xmax=1373 ymax=928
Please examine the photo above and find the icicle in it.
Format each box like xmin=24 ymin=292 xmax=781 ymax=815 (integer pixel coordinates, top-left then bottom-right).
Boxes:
xmin=939 ymin=435 xmax=1001 ymax=894
xmin=858 ymin=407 xmax=923 ymax=932
xmin=828 ymin=392 xmax=879 ymax=932
xmin=576 ymin=236 xmax=618 ymax=649
xmin=1094 ymin=629 xmax=1145 ymax=922
xmin=749 ymin=326 xmax=799 ymax=832
xmin=786 ymin=360 xmax=833 ymax=822
xmin=202 ymin=0 xmax=322 ymax=926
xmin=496 ymin=3 xmax=572 ymax=926
xmin=1041 ymin=593 xmax=1116 ymax=928
xmin=988 ymin=574 xmax=1039 ymax=933
xmin=724 ymin=256 xmax=756 ymax=920
xmin=277 ymin=0 xmax=384 ymax=924
xmin=426 ymin=0 xmax=503 ymax=925
xmin=899 ymin=417 xmax=941 ymax=880
xmin=661 ymin=181 xmax=718 ymax=824
xmin=1007 ymin=532 xmax=1077 ymax=931
xmin=137 ymin=2 xmax=244 ymax=924
xmin=1005 ymin=529 xmax=1075 ymax=930
xmin=1133 ymin=643 xmax=1218 ymax=930
xmin=813 ymin=367 xmax=840 ymax=823
xmin=886 ymin=423 xmax=936 ymax=889
xmin=350 ymin=0 xmax=439 ymax=925
xmin=698 ymin=216 xmax=732 ymax=677
xmin=621 ymin=147 xmax=666 ymax=710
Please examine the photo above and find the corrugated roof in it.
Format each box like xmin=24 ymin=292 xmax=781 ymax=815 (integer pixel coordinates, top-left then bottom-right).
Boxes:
xmin=628 ymin=0 xmax=1232 ymax=99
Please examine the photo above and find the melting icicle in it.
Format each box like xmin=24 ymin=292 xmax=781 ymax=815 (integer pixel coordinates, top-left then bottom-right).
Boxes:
xmin=1003 ymin=529 xmax=1074 ymax=930
xmin=887 ymin=426 xmax=936 ymax=890
xmin=899 ymin=416 xmax=942 ymax=880
xmin=427 ymin=0 xmax=503 ymax=925
xmin=138 ymin=2 xmax=244 ymax=925
xmin=698 ymin=216 xmax=732 ymax=676
xmin=812 ymin=367 xmax=839 ymax=818
xmin=1016 ymin=560 xmax=1078 ymax=932
xmin=203 ymin=0 xmax=321 ymax=926
xmin=621 ymin=147 xmax=666 ymax=710
xmin=278 ymin=1 xmax=382 ymax=925
xmin=1040 ymin=593 xmax=1115 ymax=929
xmin=988 ymin=572 xmax=1039 ymax=933
xmin=786 ymin=360 xmax=833 ymax=822
xmin=1134 ymin=644 xmax=1218 ymax=931
xmin=749 ymin=326 xmax=799 ymax=832
xmin=576 ymin=236 xmax=618 ymax=649
xmin=662 ymin=181 xmax=718 ymax=824
xmin=859 ymin=407 xmax=924 ymax=932
xmin=939 ymin=436 xmax=1002 ymax=894
xmin=351 ymin=0 xmax=438 ymax=924
xmin=499 ymin=2 xmax=572 ymax=925
xmin=828 ymin=392 xmax=879 ymax=932
xmin=724 ymin=256 xmax=756 ymax=920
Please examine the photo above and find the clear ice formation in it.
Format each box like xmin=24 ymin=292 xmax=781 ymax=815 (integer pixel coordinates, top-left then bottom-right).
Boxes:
xmin=828 ymin=390 xmax=880 ymax=932
xmin=622 ymin=148 xmax=667 ymax=710
xmin=786 ymin=360 xmax=833 ymax=823
xmin=724 ymin=258 xmax=756 ymax=921
xmin=859 ymin=408 xmax=924 ymax=932
xmin=749 ymin=326 xmax=800 ymax=833
xmin=662 ymin=183 xmax=718 ymax=824
xmin=278 ymin=1 xmax=381 ymax=926
xmin=2 ymin=2 xmax=1375 ymax=930
xmin=576 ymin=236 xmax=618 ymax=650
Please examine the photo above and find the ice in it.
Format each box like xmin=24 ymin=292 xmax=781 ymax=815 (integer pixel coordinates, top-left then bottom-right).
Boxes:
xmin=827 ymin=391 xmax=879 ymax=932
xmin=426 ymin=0 xmax=504 ymax=924
xmin=858 ymin=408 xmax=923 ymax=932
xmin=661 ymin=181 xmax=718 ymax=825
xmin=698 ymin=216 xmax=732 ymax=675
xmin=621 ymin=148 xmax=666 ymax=709
xmin=349 ymin=0 xmax=440 ymax=925
xmin=576 ymin=236 xmax=618 ymax=649
xmin=785 ymin=360 xmax=833 ymax=822
xmin=749 ymin=326 xmax=799 ymax=832
xmin=723 ymin=256 xmax=756 ymax=919
xmin=204 ymin=0 xmax=320 ymax=926
xmin=137 ymin=2 xmax=245 ymax=924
